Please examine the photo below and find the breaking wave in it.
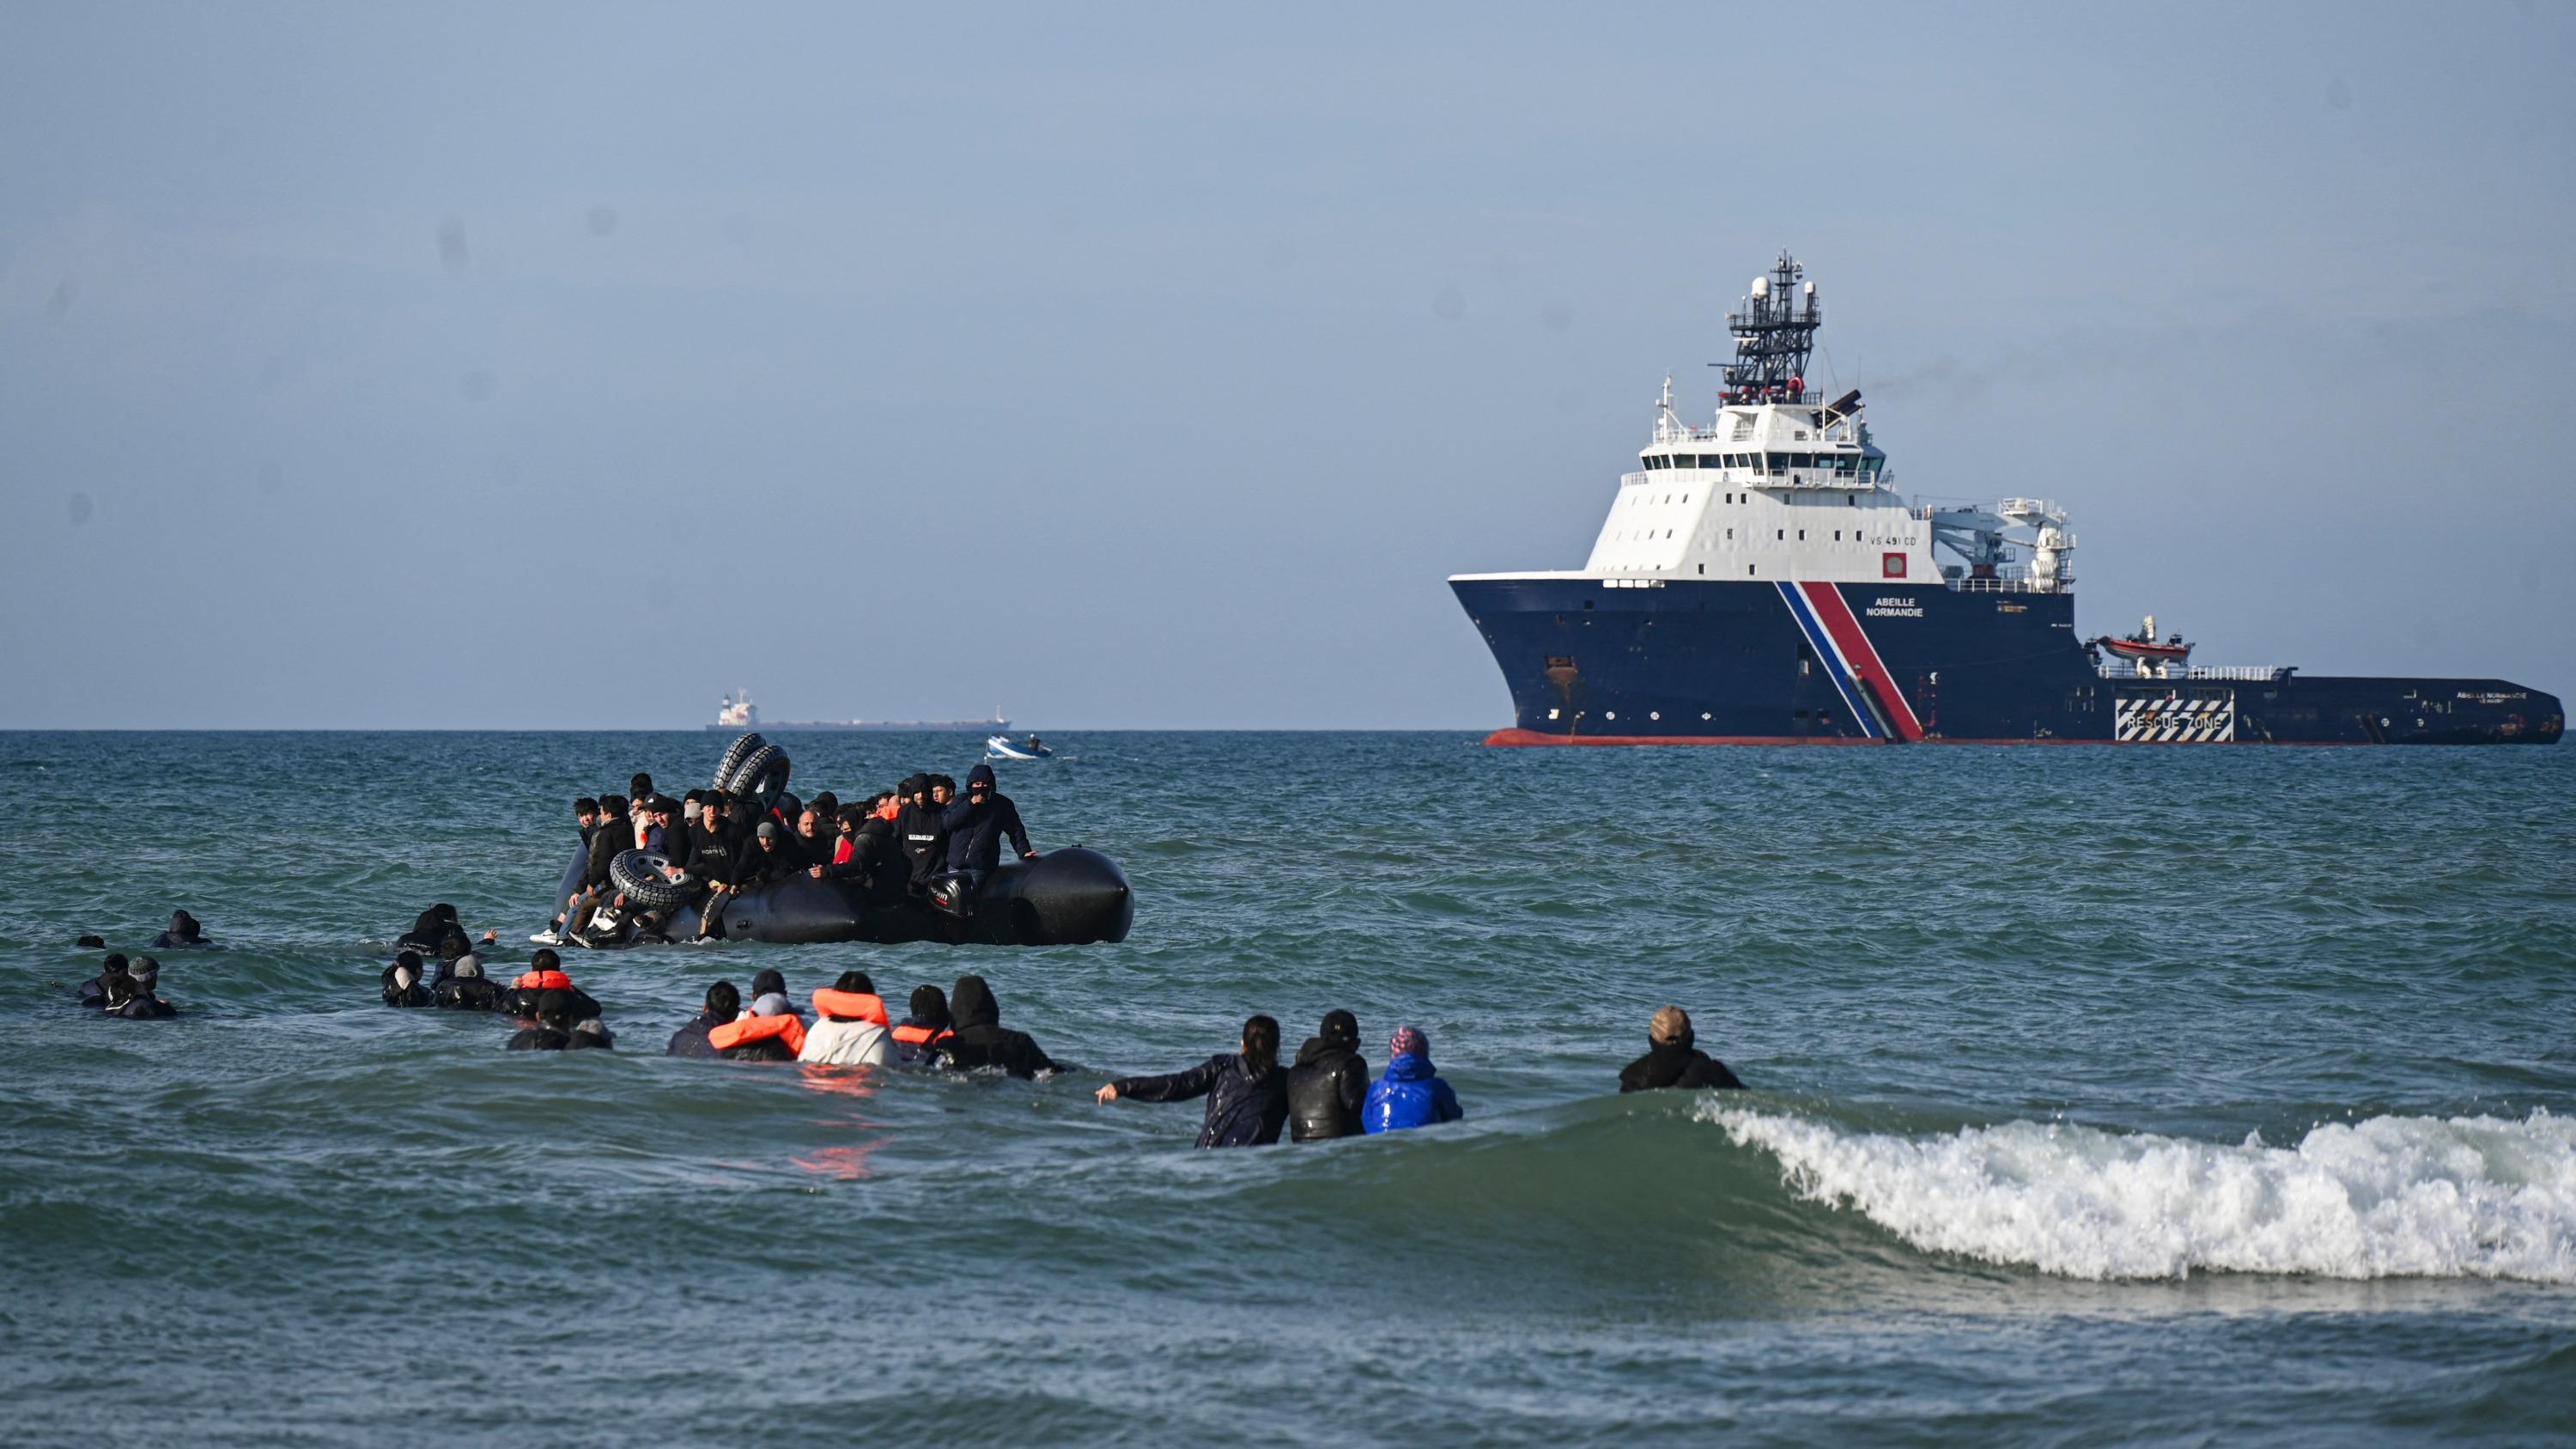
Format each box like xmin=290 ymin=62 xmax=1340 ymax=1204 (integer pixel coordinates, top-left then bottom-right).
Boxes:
xmin=1707 ymin=1105 xmax=2576 ymax=1283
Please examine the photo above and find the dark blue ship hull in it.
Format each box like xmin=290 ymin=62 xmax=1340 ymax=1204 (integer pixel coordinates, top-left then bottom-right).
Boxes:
xmin=1451 ymin=576 xmax=2563 ymax=746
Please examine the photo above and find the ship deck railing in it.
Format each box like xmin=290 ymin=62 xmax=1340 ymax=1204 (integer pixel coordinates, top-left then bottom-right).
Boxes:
xmin=1944 ymin=574 xmax=2075 ymax=594
xmin=2095 ymin=661 xmax=2295 ymax=683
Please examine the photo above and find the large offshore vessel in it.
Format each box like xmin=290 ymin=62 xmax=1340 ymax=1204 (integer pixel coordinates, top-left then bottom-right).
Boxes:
xmin=1450 ymin=253 xmax=2561 ymax=746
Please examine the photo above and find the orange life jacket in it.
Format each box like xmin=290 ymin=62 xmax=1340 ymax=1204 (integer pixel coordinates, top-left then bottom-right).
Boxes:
xmin=513 ymin=969 xmax=574 ymax=991
xmin=890 ymin=1023 xmax=952 ymax=1047
xmin=709 ymin=1013 xmax=806 ymax=1056
xmin=811 ymin=989 xmax=889 ymax=1025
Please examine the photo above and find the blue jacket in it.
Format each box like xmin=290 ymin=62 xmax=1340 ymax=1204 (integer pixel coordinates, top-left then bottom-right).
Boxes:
xmin=1363 ymin=1053 xmax=1462 ymax=1134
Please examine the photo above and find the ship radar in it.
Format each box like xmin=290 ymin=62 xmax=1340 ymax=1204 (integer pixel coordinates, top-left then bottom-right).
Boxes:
xmin=1719 ymin=250 xmax=1820 ymax=405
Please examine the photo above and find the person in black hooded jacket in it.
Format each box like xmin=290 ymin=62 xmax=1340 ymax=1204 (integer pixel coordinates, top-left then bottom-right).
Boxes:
xmin=667 ymin=981 xmax=741 ymax=1057
xmin=732 ymin=821 xmax=805 ymax=891
xmin=941 ymin=764 xmax=1036 ymax=877
xmin=380 ymin=951 xmax=434 ymax=1008
xmin=1285 ymin=1009 xmax=1370 ymax=1142
xmin=1097 ymin=1015 xmax=1288 ymax=1148
xmin=1617 ymin=1006 xmax=1747 ymax=1093
xmin=941 ymin=975 xmax=1057 ymax=1078
xmin=397 ymin=905 xmax=458 ymax=954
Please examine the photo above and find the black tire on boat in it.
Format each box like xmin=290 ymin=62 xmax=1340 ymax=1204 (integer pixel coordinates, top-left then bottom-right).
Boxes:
xmin=726 ymin=743 xmax=792 ymax=804
xmin=711 ymin=732 xmax=766 ymax=792
xmin=610 ymin=849 xmax=689 ymax=911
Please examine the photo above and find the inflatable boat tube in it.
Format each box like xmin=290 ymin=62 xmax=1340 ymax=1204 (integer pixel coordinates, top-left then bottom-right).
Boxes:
xmin=664 ymin=847 xmax=1133 ymax=947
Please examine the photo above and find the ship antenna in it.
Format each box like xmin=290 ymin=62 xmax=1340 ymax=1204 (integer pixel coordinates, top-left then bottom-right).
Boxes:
xmin=1717 ymin=248 xmax=1820 ymax=405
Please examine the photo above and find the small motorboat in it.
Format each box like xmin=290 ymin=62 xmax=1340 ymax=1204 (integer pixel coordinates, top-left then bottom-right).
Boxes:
xmin=985 ymin=734 xmax=1054 ymax=761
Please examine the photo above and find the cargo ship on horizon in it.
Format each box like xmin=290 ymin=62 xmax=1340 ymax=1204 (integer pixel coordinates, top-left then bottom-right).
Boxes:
xmin=703 ymin=691 xmax=1008 ymax=734
xmin=1450 ymin=252 xmax=2561 ymax=746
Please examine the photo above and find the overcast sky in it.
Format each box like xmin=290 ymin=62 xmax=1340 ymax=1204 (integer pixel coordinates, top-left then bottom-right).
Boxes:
xmin=3 ymin=2 xmax=2570 ymax=728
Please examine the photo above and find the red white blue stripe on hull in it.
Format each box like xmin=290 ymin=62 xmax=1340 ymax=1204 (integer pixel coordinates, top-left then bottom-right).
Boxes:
xmin=1775 ymin=581 xmax=1927 ymax=742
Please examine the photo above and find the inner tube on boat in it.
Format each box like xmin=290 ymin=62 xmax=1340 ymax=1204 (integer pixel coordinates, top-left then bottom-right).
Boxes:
xmin=647 ymin=848 xmax=1132 ymax=947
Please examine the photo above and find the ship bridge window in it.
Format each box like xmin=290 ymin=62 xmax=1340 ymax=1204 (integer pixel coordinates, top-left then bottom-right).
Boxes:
xmin=1835 ymin=455 xmax=1857 ymax=474
xmin=1765 ymin=452 xmax=1784 ymax=472
xmin=1794 ymin=453 xmax=1816 ymax=469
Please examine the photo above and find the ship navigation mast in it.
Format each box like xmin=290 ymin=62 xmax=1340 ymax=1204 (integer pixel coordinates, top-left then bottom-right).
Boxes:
xmin=1719 ymin=250 xmax=1820 ymax=405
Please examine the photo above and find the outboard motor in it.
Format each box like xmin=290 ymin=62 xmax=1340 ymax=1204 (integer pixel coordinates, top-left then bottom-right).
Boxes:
xmin=927 ymin=871 xmax=979 ymax=919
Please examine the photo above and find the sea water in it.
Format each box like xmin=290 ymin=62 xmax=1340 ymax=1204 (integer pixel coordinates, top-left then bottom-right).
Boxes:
xmin=2 ymin=731 xmax=2570 ymax=1445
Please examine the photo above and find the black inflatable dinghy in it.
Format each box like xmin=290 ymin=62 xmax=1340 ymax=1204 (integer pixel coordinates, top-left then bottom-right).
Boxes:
xmin=585 ymin=847 xmax=1132 ymax=947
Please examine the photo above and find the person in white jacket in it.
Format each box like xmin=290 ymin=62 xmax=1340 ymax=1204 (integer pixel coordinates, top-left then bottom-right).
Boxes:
xmin=799 ymin=969 xmax=893 ymax=1067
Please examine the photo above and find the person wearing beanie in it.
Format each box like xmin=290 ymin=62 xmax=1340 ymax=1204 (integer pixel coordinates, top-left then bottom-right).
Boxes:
xmin=1617 ymin=1006 xmax=1747 ymax=1093
xmin=667 ymin=789 xmax=741 ymax=941
xmin=890 ymin=983 xmax=954 ymax=1066
xmin=732 ymin=819 xmax=803 ymax=892
xmin=799 ymin=970 xmax=893 ymax=1067
xmin=76 ymin=953 xmax=132 ymax=1010
xmin=506 ymin=989 xmax=577 ymax=1050
xmin=1362 ymin=1026 xmax=1463 ymax=1134
xmin=115 ymin=959 xmax=177 ymax=1020
xmin=666 ymin=980 xmax=740 ymax=1058
xmin=433 ymin=955 xmax=508 ymax=1011
xmin=1096 ymin=1014 xmax=1288 ymax=1148
xmin=381 ymin=950 xmax=434 ymax=1008
xmin=1285 ymin=1008 xmax=1370 ymax=1142
xmin=567 ymin=1017 xmax=616 ymax=1050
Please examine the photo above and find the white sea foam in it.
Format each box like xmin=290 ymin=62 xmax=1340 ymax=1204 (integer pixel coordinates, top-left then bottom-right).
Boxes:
xmin=1706 ymin=1105 xmax=2576 ymax=1282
